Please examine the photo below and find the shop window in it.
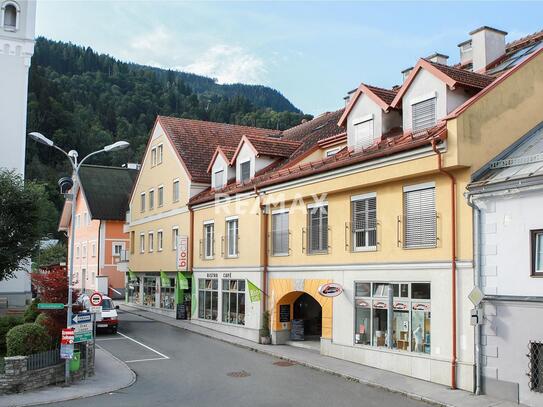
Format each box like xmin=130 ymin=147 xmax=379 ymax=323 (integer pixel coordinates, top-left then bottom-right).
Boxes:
xmin=160 ymin=277 xmax=175 ymax=310
xmin=307 ymin=204 xmax=328 ymax=254
xmin=354 ymin=281 xmax=431 ymax=354
xmin=271 ymin=211 xmax=289 ymax=256
xmin=198 ymin=278 xmax=218 ymax=320
xmin=226 ymin=218 xmax=238 ymax=257
xmin=143 ymin=277 xmax=156 ymax=307
xmin=222 ymin=279 xmax=245 ymax=325
xmin=531 ymin=230 xmax=543 ymax=276
xmin=128 ymin=277 xmax=141 ymax=304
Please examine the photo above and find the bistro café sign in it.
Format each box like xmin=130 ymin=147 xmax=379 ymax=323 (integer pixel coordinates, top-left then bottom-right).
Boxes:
xmin=317 ymin=283 xmax=343 ymax=297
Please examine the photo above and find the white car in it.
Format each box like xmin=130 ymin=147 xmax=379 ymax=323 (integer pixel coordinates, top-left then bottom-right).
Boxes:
xmin=77 ymin=294 xmax=119 ymax=333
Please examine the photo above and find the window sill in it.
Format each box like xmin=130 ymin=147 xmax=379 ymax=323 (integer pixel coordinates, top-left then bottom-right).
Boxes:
xmin=271 ymin=253 xmax=290 ymax=257
xmin=402 ymin=244 xmax=437 ymax=250
xmin=352 ymin=246 xmax=377 ymax=252
xmin=307 ymin=251 xmax=330 ymax=256
xmin=225 ymin=255 xmax=239 ymax=259
xmin=203 ymin=257 xmax=215 ymax=261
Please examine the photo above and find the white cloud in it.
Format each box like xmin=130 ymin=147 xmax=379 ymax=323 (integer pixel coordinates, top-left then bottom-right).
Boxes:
xmin=181 ymin=44 xmax=267 ymax=85
xmin=123 ymin=26 xmax=267 ymax=85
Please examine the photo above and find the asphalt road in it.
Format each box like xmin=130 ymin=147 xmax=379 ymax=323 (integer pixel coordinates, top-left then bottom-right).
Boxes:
xmin=51 ymin=310 xmax=429 ymax=407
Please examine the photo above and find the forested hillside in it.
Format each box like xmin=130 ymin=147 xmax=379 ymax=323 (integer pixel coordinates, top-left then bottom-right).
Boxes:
xmin=25 ymin=37 xmax=312 ymax=237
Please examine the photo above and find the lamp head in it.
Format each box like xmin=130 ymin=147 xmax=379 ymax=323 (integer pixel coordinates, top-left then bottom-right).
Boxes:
xmin=28 ymin=132 xmax=54 ymax=147
xmin=104 ymin=141 xmax=130 ymax=152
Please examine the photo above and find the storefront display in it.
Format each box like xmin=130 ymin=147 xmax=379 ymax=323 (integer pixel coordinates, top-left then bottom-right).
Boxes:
xmin=160 ymin=277 xmax=176 ymax=310
xmin=143 ymin=277 xmax=157 ymax=307
xmin=127 ymin=277 xmax=141 ymax=304
xmin=354 ymin=281 xmax=431 ymax=353
xmin=198 ymin=278 xmax=218 ymax=320
xmin=221 ymin=279 xmax=245 ymax=325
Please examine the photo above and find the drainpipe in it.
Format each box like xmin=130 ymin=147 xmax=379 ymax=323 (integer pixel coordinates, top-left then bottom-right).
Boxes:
xmin=189 ymin=207 xmax=194 ymax=272
xmin=431 ymin=139 xmax=458 ymax=390
xmin=256 ymin=187 xmax=268 ymax=313
xmin=465 ymin=192 xmax=482 ymax=395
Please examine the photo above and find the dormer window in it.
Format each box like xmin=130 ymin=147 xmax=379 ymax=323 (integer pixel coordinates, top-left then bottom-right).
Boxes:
xmin=412 ymin=97 xmax=436 ymax=132
xmin=214 ymin=169 xmax=224 ymax=189
xmin=2 ymin=2 xmax=18 ymax=31
xmin=353 ymin=115 xmax=374 ymax=150
xmin=240 ymin=161 xmax=251 ymax=183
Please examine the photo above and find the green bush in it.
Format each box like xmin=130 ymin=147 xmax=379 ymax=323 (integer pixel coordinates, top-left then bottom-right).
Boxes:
xmin=0 ymin=315 xmax=23 ymax=355
xmin=6 ymin=323 xmax=51 ymax=356
xmin=34 ymin=313 xmax=49 ymax=326
xmin=23 ymin=298 xmax=41 ymax=323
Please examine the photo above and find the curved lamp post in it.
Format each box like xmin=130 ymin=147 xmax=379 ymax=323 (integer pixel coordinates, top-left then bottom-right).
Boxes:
xmin=28 ymin=132 xmax=129 ymax=384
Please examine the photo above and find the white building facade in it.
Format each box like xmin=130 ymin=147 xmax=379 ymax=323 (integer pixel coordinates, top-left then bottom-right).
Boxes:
xmin=0 ymin=0 xmax=36 ymax=306
xmin=468 ymin=122 xmax=543 ymax=406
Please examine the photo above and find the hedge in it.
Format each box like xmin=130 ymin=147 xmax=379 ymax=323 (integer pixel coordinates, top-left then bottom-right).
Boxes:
xmin=34 ymin=313 xmax=49 ymax=326
xmin=0 ymin=315 xmax=23 ymax=355
xmin=23 ymin=298 xmax=41 ymax=323
xmin=6 ymin=323 xmax=51 ymax=356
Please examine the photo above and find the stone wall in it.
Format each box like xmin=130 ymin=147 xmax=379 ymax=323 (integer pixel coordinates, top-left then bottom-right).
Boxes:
xmin=0 ymin=343 xmax=94 ymax=394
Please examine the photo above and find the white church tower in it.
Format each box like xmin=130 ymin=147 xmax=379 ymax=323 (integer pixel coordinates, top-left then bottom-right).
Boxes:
xmin=0 ymin=0 xmax=36 ymax=175
xmin=0 ymin=0 xmax=36 ymax=307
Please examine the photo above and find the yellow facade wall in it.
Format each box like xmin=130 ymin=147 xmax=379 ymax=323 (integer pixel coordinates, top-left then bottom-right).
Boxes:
xmin=129 ymin=122 xmax=192 ymax=273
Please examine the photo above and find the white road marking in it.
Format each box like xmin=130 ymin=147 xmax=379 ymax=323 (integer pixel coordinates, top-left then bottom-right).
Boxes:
xmin=117 ymin=331 xmax=170 ymax=360
xmin=96 ymin=337 xmax=125 ymax=342
xmin=125 ymin=357 xmax=169 ymax=363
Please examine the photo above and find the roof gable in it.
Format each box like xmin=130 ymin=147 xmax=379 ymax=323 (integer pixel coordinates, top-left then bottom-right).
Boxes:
xmin=338 ymin=83 xmax=397 ymax=127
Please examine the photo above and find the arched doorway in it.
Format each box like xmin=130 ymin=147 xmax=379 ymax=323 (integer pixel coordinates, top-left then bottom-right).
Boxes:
xmin=293 ymin=293 xmax=322 ymax=338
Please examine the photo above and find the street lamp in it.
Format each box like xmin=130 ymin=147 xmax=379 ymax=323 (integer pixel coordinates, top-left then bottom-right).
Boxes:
xmin=28 ymin=132 xmax=129 ymax=385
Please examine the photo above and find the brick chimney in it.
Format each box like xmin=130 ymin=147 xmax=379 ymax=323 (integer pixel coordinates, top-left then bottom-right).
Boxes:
xmin=470 ymin=26 xmax=507 ymax=72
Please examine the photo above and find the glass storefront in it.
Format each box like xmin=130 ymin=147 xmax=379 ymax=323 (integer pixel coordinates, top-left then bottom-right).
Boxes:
xmin=127 ymin=277 xmax=141 ymax=304
xmin=354 ymin=281 xmax=431 ymax=354
xmin=198 ymin=278 xmax=218 ymax=320
xmin=160 ymin=277 xmax=176 ymax=310
xmin=143 ymin=277 xmax=157 ymax=307
xmin=221 ymin=279 xmax=245 ymax=325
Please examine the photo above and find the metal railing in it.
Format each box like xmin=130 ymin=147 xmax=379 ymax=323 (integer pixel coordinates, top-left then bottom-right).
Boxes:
xmin=268 ymin=230 xmax=291 ymax=256
xmin=345 ymin=220 xmax=379 ymax=252
xmin=27 ymin=348 xmax=62 ymax=371
xmin=397 ymin=212 xmax=439 ymax=249
xmin=302 ymin=225 xmax=331 ymax=255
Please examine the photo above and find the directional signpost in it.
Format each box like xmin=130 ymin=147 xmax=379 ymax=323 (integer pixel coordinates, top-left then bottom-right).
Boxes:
xmin=38 ymin=303 xmax=65 ymax=310
xmin=70 ymin=312 xmax=93 ymax=343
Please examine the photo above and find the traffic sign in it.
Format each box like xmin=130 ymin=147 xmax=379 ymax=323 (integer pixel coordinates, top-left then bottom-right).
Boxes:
xmin=468 ymin=286 xmax=485 ymax=307
xmin=71 ymin=312 xmax=92 ymax=325
xmin=90 ymin=292 xmax=103 ymax=306
xmin=61 ymin=328 xmax=75 ymax=345
xmin=70 ymin=322 xmax=93 ymax=343
xmin=90 ymin=305 xmax=102 ymax=314
xmin=38 ymin=303 xmax=65 ymax=310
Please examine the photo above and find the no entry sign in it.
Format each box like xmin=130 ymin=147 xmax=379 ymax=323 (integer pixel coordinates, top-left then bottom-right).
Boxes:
xmin=90 ymin=291 xmax=103 ymax=307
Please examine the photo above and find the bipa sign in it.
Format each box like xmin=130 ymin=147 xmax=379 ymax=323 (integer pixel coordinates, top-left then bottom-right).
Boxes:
xmin=317 ymin=283 xmax=343 ymax=297
xmin=177 ymin=235 xmax=189 ymax=271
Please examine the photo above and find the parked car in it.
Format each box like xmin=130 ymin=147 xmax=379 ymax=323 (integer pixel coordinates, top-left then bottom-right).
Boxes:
xmin=76 ymin=294 xmax=119 ymax=333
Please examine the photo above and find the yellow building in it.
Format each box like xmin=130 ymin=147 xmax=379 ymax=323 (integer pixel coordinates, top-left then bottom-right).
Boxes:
xmin=128 ymin=27 xmax=543 ymax=392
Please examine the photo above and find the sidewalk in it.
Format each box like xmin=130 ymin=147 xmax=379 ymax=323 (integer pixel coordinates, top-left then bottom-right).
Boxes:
xmin=121 ymin=304 xmax=520 ymax=407
xmin=0 ymin=348 xmax=135 ymax=407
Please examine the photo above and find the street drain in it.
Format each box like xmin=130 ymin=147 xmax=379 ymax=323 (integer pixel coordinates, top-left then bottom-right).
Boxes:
xmin=273 ymin=361 xmax=295 ymax=367
xmin=227 ymin=370 xmax=250 ymax=378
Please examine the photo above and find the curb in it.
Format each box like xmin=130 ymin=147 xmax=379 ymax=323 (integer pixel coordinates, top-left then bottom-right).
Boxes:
xmin=1 ymin=348 xmax=136 ymax=407
xmin=120 ymin=305 xmax=456 ymax=407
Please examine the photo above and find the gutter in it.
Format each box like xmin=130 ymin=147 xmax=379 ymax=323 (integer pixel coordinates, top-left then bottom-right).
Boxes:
xmin=431 ymin=139 xmax=458 ymax=390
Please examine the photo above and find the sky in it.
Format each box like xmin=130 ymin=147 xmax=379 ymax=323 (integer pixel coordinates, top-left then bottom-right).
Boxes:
xmin=36 ymin=1 xmax=543 ymax=115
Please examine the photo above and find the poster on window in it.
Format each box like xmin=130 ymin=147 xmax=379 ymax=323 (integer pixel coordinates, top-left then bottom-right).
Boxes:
xmin=177 ymin=235 xmax=189 ymax=271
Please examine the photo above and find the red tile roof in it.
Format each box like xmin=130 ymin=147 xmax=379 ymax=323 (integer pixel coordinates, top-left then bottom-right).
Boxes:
xmin=158 ymin=116 xmax=281 ymax=183
xmin=189 ymin=122 xmax=447 ymax=205
xmin=365 ymin=84 xmax=397 ymax=105
xmin=506 ymin=29 xmax=543 ymax=54
xmin=242 ymin=135 xmax=301 ymax=158
xmin=338 ymin=84 xmax=398 ymax=127
xmin=427 ymin=61 xmax=494 ymax=89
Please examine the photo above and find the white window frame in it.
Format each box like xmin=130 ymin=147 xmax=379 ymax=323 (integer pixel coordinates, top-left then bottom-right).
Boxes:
xmin=151 ymin=147 xmax=157 ymax=167
xmin=307 ymin=202 xmax=329 ymax=254
xmin=157 ymin=185 xmax=164 ymax=207
xmin=271 ymin=209 xmax=290 ymax=256
xmin=148 ymin=232 xmax=154 ymax=253
xmin=112 ymin=242 xmax=125 ymax=257
xmin=351 ymin=192 xmax=377 ymax=252
xmin=353 ymin=115 xmax=374 ymax=150
xmin=226 ymin=217 xmax=239 ymax=258
xmin=157 ymin=144 xmax=163 ymax=165
xmin=172 ymin=179 xmax=180 ymax=203
xmin=157 ymin=230 xmax=163 ymax=252
xmin=403 ymin=182 xmax=437 ymax=249
xmin=140 ymin=192 xmax=146 ymax=212
xmin=1 ymin=2 xmax=20 ymax=31
xmin=204 ymin=221 xmax=214 ymax=259
xmin=214 ymin=169 xmax=224 ymax=189
xmin=411 ymin=93 xmax=437 ymax=132
xmin=172 ymin=226 xmax=179 ymax=251
xmin=149 ymin=189 xmax=155 ymax=210
xmin=239 ymin=160 xmax=251 ymax=183
xmin=140 ymin=233 xmax=145 ymax=253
